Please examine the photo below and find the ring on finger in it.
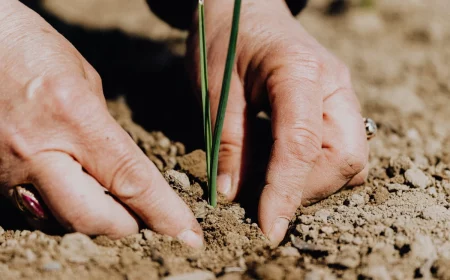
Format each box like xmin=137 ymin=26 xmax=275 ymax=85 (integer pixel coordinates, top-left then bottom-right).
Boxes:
xmin=11 ymin=185 xmax=48 ymax=220
xmin=364 ymin=117 xmax=377 ymax=140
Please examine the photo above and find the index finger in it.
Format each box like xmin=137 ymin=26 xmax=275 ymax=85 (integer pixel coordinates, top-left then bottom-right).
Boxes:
xmin=68 ymin=98 xmax=203 ymax=248
xmin=259 ymin=63 xmax=324 ymax=245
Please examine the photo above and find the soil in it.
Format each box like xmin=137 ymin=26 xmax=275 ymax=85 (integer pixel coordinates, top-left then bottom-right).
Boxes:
xmin=2 ymin=0 xmax=450 ymax=279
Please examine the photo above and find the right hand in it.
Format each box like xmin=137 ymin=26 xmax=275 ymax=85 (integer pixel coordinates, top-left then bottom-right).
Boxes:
xmin=0 ymin=0 xmax=203 ymax=248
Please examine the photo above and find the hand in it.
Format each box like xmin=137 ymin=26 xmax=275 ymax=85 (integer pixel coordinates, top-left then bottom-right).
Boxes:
xmin=0 ymin=1 xmax=203 ymax=248
xmin=187 ymin=0 xmax=369 ymax=245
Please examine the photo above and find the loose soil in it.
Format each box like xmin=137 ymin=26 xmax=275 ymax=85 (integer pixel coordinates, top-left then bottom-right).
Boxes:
xmin=2 ymin=0 xmax=450 ymax=279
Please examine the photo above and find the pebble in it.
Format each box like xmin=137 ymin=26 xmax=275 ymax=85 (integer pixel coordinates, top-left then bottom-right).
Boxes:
xmin=320 ymin=226 xmax=334 ymax=235
xmin=278 ymin=247 xmax=300 ymax=258
xmin=360 ymin=265 xmax=391 ymax=280
xmin=315 ymin=210 xmax=331 ymax=223
xmin=404 ymin=168 xmax=430 ymax=189
xmin=347 ymin=194 xmax=365 ymax=207
xmin=24 ymin=249 xmax=37 ymax=263
xmin=428 ymin=187 xmax=437 ymax=196
xmin=42 ymin=261 xmax=62 ymax=271
xmin=339 ymin=232 xmax=354 ymax=244
xmin=299 ymin=215 xmax=314 ymax=225
xmin=327 ymin=249 xmax=360 ymax=269
xmin=386 ymin=183 xmax=410 ymax=192
xmin=163 ymin=271 xmax=216 ymax=280
xmin=411 ymin=234 xmax=437 ymax=261
xmin=421 ymin=205 xmax=450 ymax=221
xmin=142 ymin=230 xmax=154 ymax=241
xmin=59 ymin=233 xmax=98 ymax=263
xmin=164 ymin=169 xmax=191 ymax=191
xmin=157 ymin=137 xmax=171 ymax=151
xmin=304 ymin=270 xmax=337 ymax=280
xmin=255 ymin=264 xmax=285 ymax=280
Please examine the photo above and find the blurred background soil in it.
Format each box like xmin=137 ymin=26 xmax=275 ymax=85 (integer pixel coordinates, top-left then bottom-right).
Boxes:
xmin=1 ymin=0 xmax=450 ymax=279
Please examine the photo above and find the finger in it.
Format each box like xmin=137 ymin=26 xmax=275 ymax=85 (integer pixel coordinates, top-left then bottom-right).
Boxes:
xmin=29 ymin=152 xmax=139 ymax=239
xmin=210 ymin=73 xmax=249 ymax=200
xmin=301 ymin=89 xmax=368 ymax=205
xmin=347 ymin=165 xmax=369 ymax=187
xmin=74 ymin=106 xmax=203 ymax=248
xmin=259 ymin=65 xmax=324 ymax=246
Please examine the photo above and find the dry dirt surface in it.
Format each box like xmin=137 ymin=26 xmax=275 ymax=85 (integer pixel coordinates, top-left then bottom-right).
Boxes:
xmin=2 ymin=0 xmax=450 ymax=279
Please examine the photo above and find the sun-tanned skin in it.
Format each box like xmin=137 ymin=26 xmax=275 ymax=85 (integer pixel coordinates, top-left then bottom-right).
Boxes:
xmin=0 ymin=0 xmax=368 ymax=248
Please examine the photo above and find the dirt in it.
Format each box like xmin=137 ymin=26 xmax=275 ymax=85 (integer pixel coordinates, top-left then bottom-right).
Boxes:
xmin=2 ymin=0 xmax=450 ymax=279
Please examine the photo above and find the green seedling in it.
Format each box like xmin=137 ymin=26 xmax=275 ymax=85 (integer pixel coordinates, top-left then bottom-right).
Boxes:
xmin=198 ymin=0 xmax=242 ymax=207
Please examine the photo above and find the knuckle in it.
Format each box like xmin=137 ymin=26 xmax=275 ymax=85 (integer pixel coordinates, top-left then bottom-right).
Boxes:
xmin=84 ymin=64 xmax=102 ymax=87
xmin=339 ymin=149 xmax=368 ymax=179
xmin=40 ymin=75 xmax=101 ymax=122
xmin=109 ymin=154 xmax=156 ymax=201
xmin=281 ymin=129 xmax=322 ymax=167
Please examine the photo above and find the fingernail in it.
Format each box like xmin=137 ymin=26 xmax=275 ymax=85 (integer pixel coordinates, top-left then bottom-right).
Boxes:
xmin=177 ymin=229 xmax=204 ymax=249
xmin=217 ymin=174 xmax=232 ymax=196
xmin=268 ymin=217 xmax=290 ymax=246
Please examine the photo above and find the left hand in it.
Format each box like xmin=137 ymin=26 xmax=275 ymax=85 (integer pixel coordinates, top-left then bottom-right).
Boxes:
xmin=187 ymin=0 xmax=369 ymax=245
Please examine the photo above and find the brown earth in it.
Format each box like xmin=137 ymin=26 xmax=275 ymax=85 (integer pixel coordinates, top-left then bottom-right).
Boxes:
xmin=2 ymin=0 xmax=450 ymax=279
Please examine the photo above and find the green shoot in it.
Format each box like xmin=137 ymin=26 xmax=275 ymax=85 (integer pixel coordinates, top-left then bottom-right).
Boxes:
xmin=209 ymin=0 xmax=242 ymax=207
xmin=198 ymin=0 xmax=212 ymax=192
xmin=198 ymin=0 xmax=242 ymax=207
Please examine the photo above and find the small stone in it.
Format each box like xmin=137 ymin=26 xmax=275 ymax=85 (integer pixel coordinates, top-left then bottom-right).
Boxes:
xmin=384 ymin=227 xmax=395 ymax=238
xmin=411 ymin=234 xmax=437 ymax=261
xmin=157 ymin=137 xmax=171 ymax=151
xmin=347 ymin=194 xmax=365 ymax=207
xmin=327 ymin=249 xmax=360 ymax=269
xmin=428 ymin=187 xmax=437 ymax=196
xmin=164 ymin=169 xmax=191 ymax=191
xmin=314 ymin=209 xmax=331 ymax=223
xmin=404 ymin=168 xmax=430 ymax=189
xmin=278 ymin=247 xmax=300 ymax=258
xmin=388 ymin=155 xmax=414 ymax=176
xmin=421 ymin=205 xmax=450 ymax=222
xmin=353 ymin=237 xmax=363 ymax=245
xmin=304 ymin=270 xmax=337 ymax=280
xmin=386 ymin=183 xmax=410 ymax=192
xmin=360 ymin=265 xmax=391 ymax=280
xmin=299 ymin=215 xmax=314 ymax=225
xmin=24 ymin=249 xmax=37 ymax=263
xmin=142 ymin=230 xmax=154 ymax=241
xmin=394 ymin=234 xmax=408 ymax=249
xmin=339 ymin=233 xmax=354 ymax=244
xmin=163 ymin=271 xmax=216 ymax=280
xmin=320 ymin=226 xmax=334 ymax=235
xmin=59 ymin=233 xmax=98 ymax=263
xmin=255 ymin=264 xmax=284 ymax=280
xmin=41 ymin=261 xmax=62 ymax=271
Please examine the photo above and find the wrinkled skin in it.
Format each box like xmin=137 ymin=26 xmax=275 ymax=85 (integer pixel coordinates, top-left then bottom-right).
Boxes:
xmin=187 ymin=0 xmax=368 ymax=244
xmin=0 ymin=0 xmax=368 ymax=247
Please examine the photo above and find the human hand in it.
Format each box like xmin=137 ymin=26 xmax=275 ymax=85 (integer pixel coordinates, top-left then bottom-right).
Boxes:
xmin=0 ymin=0 xmax=203 ymax=248
xmin=187 ymin=0 xmax=369 ymax=245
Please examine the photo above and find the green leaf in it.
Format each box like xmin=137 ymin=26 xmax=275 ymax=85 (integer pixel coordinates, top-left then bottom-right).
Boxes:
xmin=198 ymin=0 xmax=212 ymax=198
xmin=209 ymin=0 xmax=242 ymax=207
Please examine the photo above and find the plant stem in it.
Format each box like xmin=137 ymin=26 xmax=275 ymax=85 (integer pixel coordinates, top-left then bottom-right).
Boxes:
xmin=209 ymin=0 xmax=242 ymax=207
xmin=198 ymin=0 xmax=212 ymax=195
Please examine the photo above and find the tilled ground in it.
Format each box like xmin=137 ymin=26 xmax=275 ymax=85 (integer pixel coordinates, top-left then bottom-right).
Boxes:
xmin=1 ymin=0 xmax=450 ymax=279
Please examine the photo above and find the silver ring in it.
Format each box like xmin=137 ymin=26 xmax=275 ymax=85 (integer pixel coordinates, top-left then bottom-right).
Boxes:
xmin=364 ymin=117 xmax=377 ymax=140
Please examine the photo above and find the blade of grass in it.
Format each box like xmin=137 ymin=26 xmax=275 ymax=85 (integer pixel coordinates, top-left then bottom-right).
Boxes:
xmin=209 ymin=0 xmax=242 ymax=207
xmin=198 ymin=0 xmax=212 ymax=195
